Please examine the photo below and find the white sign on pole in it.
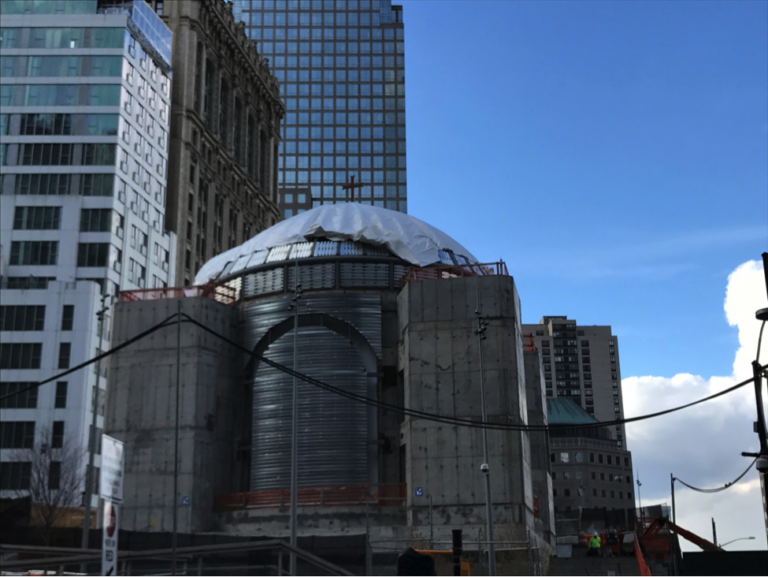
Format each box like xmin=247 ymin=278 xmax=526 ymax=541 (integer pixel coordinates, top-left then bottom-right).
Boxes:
xmin=100 ymin=435 xmax=124 ymax=503
xmin=102 ymin=501 xmax=119 ymax=576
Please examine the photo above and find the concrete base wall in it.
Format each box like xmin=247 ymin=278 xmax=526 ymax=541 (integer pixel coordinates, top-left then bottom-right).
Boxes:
xmin=398 ymin=276 xmax=541 ymax=542
xmin=217 ymin=505 xmax=406 ymax=537
xmin=106 ymin=297 xmax=243 ymax=534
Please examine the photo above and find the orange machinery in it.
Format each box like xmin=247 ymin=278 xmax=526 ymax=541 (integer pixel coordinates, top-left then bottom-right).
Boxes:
xmin=640 ymin=517 xmax=723 ymax=561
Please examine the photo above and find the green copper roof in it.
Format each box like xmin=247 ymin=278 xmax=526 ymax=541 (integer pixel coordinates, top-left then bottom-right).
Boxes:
xmin=546 ymin=398 xmax=601 ymax=426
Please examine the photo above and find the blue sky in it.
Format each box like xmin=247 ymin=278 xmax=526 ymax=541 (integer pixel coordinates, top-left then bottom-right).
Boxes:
xmin=401 ymin=0 xmax=768 ymax=380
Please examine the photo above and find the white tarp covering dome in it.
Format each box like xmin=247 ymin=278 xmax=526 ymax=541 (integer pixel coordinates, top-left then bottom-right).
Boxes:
xmin=195 ymin=203 xmax=479 ymax=284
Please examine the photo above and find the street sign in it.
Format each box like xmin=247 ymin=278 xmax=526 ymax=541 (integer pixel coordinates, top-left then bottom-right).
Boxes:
xmin=102 ymin=501 xmax=119 ymax=576
xmin=415 ymin=486 xmax=423 ymax=497
xmin=100 ymin=435 xmax=124 ymax=504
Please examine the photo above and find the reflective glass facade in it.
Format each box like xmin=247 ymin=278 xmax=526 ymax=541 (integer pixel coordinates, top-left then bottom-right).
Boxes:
xmin=231 ymin=0 xmax=406 ymax=214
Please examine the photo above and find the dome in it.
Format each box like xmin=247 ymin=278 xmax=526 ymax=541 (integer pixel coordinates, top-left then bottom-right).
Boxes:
xmin=195 ymin=203 xmax=479 ymax=284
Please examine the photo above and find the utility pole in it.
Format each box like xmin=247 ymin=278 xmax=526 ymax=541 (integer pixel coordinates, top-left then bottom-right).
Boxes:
xmin=742 ymin=252 xmax=768 ymax=545
xmin=711 ymin=518 xmax=717 ymax=546
xmin=289 ymin=260 xmax=302 ymax=576
xmin=81 ymin=293 xmax=109 ymax=552
xmin=636 ymin=470 xmax=643 ymax=521
xmin=670 ymin=474 xmax=676 ymax=524
xmin=172 ymin=298 xmax=181 ymax=575
xmin=475 ymin=282 xmax=496 ymax=576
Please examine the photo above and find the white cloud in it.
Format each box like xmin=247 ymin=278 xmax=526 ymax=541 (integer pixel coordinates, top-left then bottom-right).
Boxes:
xmin=623 ymin=259 xmax=768 ymax=551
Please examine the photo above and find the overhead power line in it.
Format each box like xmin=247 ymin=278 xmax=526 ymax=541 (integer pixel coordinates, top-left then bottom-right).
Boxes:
xmin=180 ymin=313 xmax=766 ymax=433
xmin=675 ymin=458 xmax=757 ymax=494
xmin=2 ymin=311 xmax=764 ymax=435
xmin=0 ymin=313 xmax=179 ymax=403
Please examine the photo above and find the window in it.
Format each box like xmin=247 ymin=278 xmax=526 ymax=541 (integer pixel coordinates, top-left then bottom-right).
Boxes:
xmin=564 ymin=488 xmax=571 ymax=497
xmin=5 ymin=277 xmax=53 ymax=290
xmin=607 ymin=455 xmax=613 ymax=465
xmin=589 ymin=453 xmax=595 ymax=463
xmin=61 ymin=306 xmax=74 ymax=331
xmin=52 ymin=421 xmax=64 ymax=448
xmin=624 ymin=457 xmax=630 ymax=467
xmin=19 ymin=113 xmax=73 ymax=135
xmin=598 ymin=454 xmax=604 ymax=464
xmin=82 ymin=143 xmax=116 ymax=165
xmin=600 ymin=473 xmax=606 ymax=481
xmin=0 ymin=306 xmax=45 ymax=331
xmin=550 ymin=453 xmax=555 ymax=463
xmin=591 ymin=472 xmax=596 ymax=480
xmin=0 ymin=382 xmax=38 ymax=409
xmin=48 ymin=461 xmax=61 ymax=490
xmin=77 ymin=243 xmax=109 ymax=267
xmin=13 ymin=207 xmax=61 ymax=230
xmin=9 ymin=241 xmax=58 ymax=265
xmin=0 ymin=343 xmax=43 ymax=369
xmin=55 ymin=381 xmax=68 ymax=408
xmin=80 ymin=209 xmax=112 ymax=232
xmin=58 ymin=342 xmax=71 ymax=369
xmin=15 ymin=174 xmax=71 ymax=196
xmin=592 ymin=488 xmax=597 ymax=497
xmin=560 ymin=452 xmax=569 ymax=463
xmin=602 ymin=490 xmax=607 ymax=497
xmin=0 ymin=421 xmax=35 ymax=448
xmin=0 ymin=462 xmax=31 ymax=490
xmin=80 ymin=174 xmax=113 ymax=196
xmin=19 ymin=143 xmax=73 ymax=165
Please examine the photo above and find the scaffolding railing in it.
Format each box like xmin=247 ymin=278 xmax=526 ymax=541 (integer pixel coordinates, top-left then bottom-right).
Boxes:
xmin=400 ymin=260 xmax=509 ymax=285
xmin=119 ymin=283 xmax=238 ymax=305
xmin=215 ymin=483 xmax=407 ymax=511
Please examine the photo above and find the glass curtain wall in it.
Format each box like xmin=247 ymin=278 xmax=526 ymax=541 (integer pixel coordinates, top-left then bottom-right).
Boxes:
xmin=231 ymin=0 xmax=406 ymax=213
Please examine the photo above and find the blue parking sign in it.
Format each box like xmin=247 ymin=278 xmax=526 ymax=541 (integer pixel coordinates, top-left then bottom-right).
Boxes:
xmin=415 ymin=487 xmax=423 ymax=497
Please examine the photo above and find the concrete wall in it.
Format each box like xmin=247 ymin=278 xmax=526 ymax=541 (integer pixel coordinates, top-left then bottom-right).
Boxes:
xmin=523 ymin=348 xmax=555 ymax=544
xmin=106 ymin=296 xmax=242 ymax=533
xmin=398 ymin=276 xmax=535 ymax=540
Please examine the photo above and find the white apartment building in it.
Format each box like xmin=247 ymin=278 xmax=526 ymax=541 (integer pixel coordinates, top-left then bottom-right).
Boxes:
xmin=0 ymin=0 xmax=176 ymax=507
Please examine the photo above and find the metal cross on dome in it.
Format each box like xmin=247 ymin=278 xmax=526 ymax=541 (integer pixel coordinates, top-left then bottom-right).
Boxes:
xmin=341 ymin=175 xmax=365 ymax=203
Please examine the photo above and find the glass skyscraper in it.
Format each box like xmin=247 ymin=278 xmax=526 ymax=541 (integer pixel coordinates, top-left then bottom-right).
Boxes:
xmin=230 ymin=0 xmax=406 ymax=217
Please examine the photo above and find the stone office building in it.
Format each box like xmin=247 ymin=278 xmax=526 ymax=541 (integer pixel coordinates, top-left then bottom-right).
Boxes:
xmin=149 ymin=0 xmax=285 ymax=285
xmin=547 ymin=399 xmax=635 ymax=517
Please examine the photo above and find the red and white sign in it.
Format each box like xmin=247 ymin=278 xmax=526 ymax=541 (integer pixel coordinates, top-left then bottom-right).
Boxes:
xmin=102 ymin=502 xmax=119 ymax=575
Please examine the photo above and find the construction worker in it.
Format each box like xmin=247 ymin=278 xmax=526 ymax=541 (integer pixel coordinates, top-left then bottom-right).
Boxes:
xmin=587 ymin=534 xmax=602 ymax=557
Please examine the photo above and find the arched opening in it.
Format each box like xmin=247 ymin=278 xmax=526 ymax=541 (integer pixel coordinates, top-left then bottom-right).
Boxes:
xmin=245 ymin=313 xmax=380 ymax=492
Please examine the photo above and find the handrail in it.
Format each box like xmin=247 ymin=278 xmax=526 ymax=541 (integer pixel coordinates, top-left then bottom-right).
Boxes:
xmin=0 ymin=539 xmax=354 ymax=576
xmin=401 ymin=260 xmax=509 ymax=285
xmin=120 ymin=283 xmax=237 ymax=305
